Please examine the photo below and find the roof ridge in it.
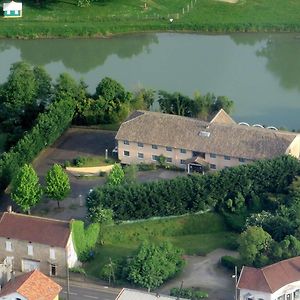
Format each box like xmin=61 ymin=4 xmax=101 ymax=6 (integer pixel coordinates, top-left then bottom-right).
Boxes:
xmin=3 ymin=212 xmax=70 ymax=224
xmin=261 ymin=268 xmax=273 ymax=293
xmin=262 ymin=256 xmax=300 ymax=270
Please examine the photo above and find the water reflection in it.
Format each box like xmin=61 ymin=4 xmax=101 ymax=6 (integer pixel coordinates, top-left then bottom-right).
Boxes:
xmin=0 ymin=34 xmax=158 ymax=73
xmin=230 ymin=33 xmax=300 ymax=91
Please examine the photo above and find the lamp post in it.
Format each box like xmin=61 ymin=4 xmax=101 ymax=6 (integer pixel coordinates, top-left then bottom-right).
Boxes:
xmin=232 ymin=266 xmax=238 ymax=300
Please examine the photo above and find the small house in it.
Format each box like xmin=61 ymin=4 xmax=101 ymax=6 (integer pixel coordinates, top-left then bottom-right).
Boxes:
xmin=0 ymin=269 xmax=62 ymax=300
xmin=3 ymin=1 xmax=22 ymax=18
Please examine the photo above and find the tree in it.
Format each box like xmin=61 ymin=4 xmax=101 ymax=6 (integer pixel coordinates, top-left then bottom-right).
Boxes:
xmin=132 ymin=87 xmax=155 ymax=110
xmin=128 ymin=241 xmax=184 ymax=290
xmin=33 ymin=66 xmax=52 ymax=106
xmin=106 ymin=164 xmax=125 ymax=186
xmin=124 ymin=164 xmax=137 ymax=184
xmin=11 ymin=164 xmax=42 ymax=214
xmin=45 ymin=164 xmax=71 ymax=207
xmin=238 ymin=226 xmax=272 ymax=266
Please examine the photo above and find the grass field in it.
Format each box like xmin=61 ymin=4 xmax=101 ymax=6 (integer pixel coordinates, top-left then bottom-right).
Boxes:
xmin=84 ymin=212 xmax=237 ymax=278
xmin=0 ymin=0 xmax=300 ymax=38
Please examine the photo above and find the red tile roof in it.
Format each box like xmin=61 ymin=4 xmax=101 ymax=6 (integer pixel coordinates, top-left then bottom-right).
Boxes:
xmin=0 ymin=270 xmax=62 ymax=299
xmin=0 ymin=212 xmax=71 ymax=248
xmin=238 ymin=256 xmax=300 ymax=293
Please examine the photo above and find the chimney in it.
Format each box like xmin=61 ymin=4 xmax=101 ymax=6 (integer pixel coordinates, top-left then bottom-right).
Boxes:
xmin=7 ymin=206 xmax=12 ymax=213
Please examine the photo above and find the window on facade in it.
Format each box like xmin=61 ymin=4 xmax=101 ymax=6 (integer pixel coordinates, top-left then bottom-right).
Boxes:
xmin=180 ymin=149 xmax=186 ymax=154
xmin=166 ymin=146 xmax=172 ymax=152
xmin=152 ymin=144 xmax=158 ymax=149
xmin=50 ymin=248 xmax=56 ymax=260
xmin=277 ymin=296 xmax=284 ymax=300
xmin=5 ymin=240 xmax=12 ymax=252
xmin=210 ymin=164 xmax=216 ymax=170
xmin=166 ymin=157 xmax=172 ymax=163
xmin=239 ymin=158 xmax=245 ymax=163
xmin=138 ymin=142 xmax=144 ymax=147
xmin=28 ymin=244 xmax=33 ymax=256
xmin=210 ymin=153 xmax=216 ymax=158
xmin=123 ymin=140 xmax=129 ymax=145
xmin=180 ymin=159 xmax=185 ymax=165
xmin=286 ymin=294 xmax=292 ymax=300
xmin=123 ymin=150 xmax=130 ymax=157
xmin=138 ymin=153 xmax=144 ymax=159
xmin=50 ymin=264 xmax=57 ymax=276
xmin=224 ymin=155 xmax=231 ymax=160
xmin=152 ymin=155 xmax=159 ymax=161
xmin=294 ymin=290 xmax=300 ymax=299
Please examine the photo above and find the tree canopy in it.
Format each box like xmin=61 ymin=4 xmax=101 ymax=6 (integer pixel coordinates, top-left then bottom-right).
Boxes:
xmin=11 ymin=164 xmax=42 ymax=214
xmin=45 ymin=164 xmax=71 ymax=207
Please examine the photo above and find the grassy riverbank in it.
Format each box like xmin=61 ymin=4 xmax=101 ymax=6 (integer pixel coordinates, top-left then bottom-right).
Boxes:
xmin=0 ymin=0 xmax=300 ymax=38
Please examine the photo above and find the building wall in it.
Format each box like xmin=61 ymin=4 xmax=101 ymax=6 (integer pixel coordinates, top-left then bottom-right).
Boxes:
xmin=238 ymin=288 xmax=271 ymax=300
xmin=67 ymin=233 xmax=79 ymax=268
xmin=117 ymin=140 xmax=253 ymax=171
xmin=0 ymin=237 xmax=67 ymax=278
xmin=286 ymin=135 xmax=300 ymax=159
xmin=239 ymin=280 xmax=300 ymax=300
xmin=0 ymin=292 xmax=26 ymax=300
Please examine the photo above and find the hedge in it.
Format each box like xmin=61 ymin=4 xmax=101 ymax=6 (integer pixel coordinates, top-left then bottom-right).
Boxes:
xmin=87 ymin=156 xmax=300 ymax=221
xmin=0 ymin=97 xmax=76 ymax=190
xmin=71 ymin=220 xmax=100 ymax=262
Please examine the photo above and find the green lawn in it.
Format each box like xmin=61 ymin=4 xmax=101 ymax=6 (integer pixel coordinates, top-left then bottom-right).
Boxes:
xmin=0 ymin=0 xmax=300 ymax=37
xmin=84 ymin=212 xmax=237 ymax=278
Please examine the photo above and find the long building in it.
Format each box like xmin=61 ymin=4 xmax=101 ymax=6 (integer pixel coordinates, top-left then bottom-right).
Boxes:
xmin=115 ymin=109 xmax=300 ymax=171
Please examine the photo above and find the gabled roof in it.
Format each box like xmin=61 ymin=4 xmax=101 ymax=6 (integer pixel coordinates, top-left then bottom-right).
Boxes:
xmin=238 ymin=256 xmax=300 ymax=293
xmin=116 ymin=110 xmax=298 ymax=160
xmin=0 ymin=212 xmax=71 ymax=248
xmin=116 ymin=288 xmax=186 ymax=300
xmin=0 ymin=270 xmax=62 ymax=299
xmin=3 ymin=1 xmax=22 ymax=11
xmin=209 ymin=109 xmax=236 ymax=125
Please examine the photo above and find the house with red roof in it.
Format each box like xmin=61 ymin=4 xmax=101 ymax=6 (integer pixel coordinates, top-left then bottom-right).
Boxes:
xmin=0 ymin=212 xmax=78 ymax=278
xmin=237 ymin=256 xmax=300 ymax=300
xmin=0 ymin=269 xmax=62 ymax=300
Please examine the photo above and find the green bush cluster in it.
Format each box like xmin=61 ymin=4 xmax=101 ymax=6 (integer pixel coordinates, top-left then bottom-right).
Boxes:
xmin=72 ymin=220 xmax=100 ymax=262
xmin=220 ymin=256 xmax=242 ymax=272
xmin=0 ymin=97 xmax=76 ymax=190
xmin=170 ymin=287 xmax=208 ymax=299
xmin=87 ymin=156 xmax=300 ymax=221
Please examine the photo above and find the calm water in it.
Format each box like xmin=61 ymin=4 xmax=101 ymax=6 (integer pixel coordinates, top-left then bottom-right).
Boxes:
xmin=0 ymin=33 xmax=299 ymax=129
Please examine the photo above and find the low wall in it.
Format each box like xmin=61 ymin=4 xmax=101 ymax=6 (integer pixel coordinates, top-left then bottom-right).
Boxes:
xmin=66 ymin=165 xmax=114 ymax=176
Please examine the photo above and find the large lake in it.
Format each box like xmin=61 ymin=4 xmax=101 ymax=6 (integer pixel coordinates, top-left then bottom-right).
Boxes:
xmin=0 ymin=33 xmax=299 ymax=129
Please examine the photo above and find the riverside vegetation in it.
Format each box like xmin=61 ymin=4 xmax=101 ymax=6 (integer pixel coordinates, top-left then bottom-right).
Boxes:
xmin=0 ymin=0 xmax=300 ymax=38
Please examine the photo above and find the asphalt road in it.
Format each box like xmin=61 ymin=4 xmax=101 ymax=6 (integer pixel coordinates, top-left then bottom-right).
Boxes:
xmin=58 ymin=280 xmax=120 ymax=300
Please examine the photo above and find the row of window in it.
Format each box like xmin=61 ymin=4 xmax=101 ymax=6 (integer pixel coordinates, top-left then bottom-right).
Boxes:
xmin=5 ymin=240 xmax=56 ymax=260
xmin=124 ymin=140 xmax=187 ymax=153
xmin=124 ymin=141 xmax=246 ymax=162
xmin=124 ymin=151 xmax=185 ymax=164
xmin=210 ymin=153 xmax=246 ymax=162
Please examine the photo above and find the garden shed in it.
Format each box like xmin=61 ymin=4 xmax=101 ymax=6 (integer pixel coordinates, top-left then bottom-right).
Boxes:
xmin=3 ymin=1 xmax=22 ymax=17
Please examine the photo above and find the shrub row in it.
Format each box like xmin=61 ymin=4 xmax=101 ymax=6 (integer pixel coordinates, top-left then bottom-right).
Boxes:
xmin=87 ymin=156 xmax=300 ymax=221
xmin=0 ymin=97 xmax=76 ymax=190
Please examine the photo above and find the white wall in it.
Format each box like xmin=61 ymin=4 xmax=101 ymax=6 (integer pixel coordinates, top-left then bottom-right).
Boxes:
xmin=0 ymin=292 xmax=26 ymax=300
xmin=67 ymin=233 xmax=79 ymax=268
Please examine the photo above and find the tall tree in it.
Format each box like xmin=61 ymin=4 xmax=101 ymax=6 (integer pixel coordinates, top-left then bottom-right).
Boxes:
xmin=239 ymin=226 xmax=272 ymax=266
xmin=45 ymin=164 xmax=71 ymax=207
xmin=11 ymin=164 xmax=42 ymax=214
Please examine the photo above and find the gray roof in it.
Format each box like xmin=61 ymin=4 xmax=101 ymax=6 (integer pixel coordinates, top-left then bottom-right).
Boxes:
xmin=116 ymin=288 xmax=186 ymax=300
xmin=116 ymin=110 xmax=298 ymax=160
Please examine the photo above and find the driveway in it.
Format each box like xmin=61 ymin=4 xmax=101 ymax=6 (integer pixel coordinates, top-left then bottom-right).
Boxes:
xmin=30 ymin=127 xmax=185 ymax=221
xmin=158 ymin=249 xmax=238 ymax=300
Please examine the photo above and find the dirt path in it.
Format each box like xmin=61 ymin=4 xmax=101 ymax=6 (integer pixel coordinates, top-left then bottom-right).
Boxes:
xmin=158 ymin=249 xmax=239 ymax=300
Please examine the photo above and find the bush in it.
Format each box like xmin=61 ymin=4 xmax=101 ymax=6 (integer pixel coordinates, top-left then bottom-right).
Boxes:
xmin=69 ymin=267 xmax=87 ymax=276
xmin=137 ymin=163 xmax=157 ymax=171
xmin=220 ymin=256 xmax=242 ymax=272
xmin=73 ymin=156 xmax=87 ymax=167
xmin=170 ymin=287 xmax=208 ymax=299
